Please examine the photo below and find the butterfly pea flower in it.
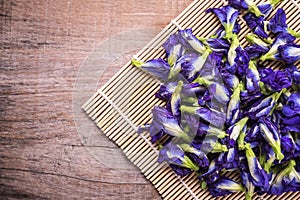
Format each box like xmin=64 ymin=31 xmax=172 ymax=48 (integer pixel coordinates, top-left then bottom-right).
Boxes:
xmin=199 ymin=123 xmax=228 ymax=139
xmin=227 ymin=117 xmax=249 ymax=141
xmin=245 ymin=44 xmax=269 ymax=59
xmin=259 ymin=117 xmax=284 ymax=161
xmin=181 ymin=82 xmax=206 ymax=97
xmin=269 ymin=8 xmax=300 ymax=37
xmin=199 ymin=160 xmax=222 ymax=185
xmin=198 ymin=37 xmax=230 ymax=53
xmin=207 ymin=6 xmax=240 ymax=39
xmin=163 ymin=33 xmax=188 ymax=67
xmin=200 ymin=135 xmax=229 ymax=154
xmin=211 ymin=23 xmax=241 ymax=39
xmin=180 ymin=144 xmax=210 ymax=168
xmin=226 ymin=35 xmax=250 ymax=77
xmin=246 ymin=90 xmax=283 ymax=120
xmin=244 ymin=143 xmax=271 ymax=189
xmin=138 ymin=124 xmax=166 ymax=144
xmin=239 ymin=155 xmax=255 ymax=200
xmin=174 ymin=50 xmax=211 ymax=81
xmin=282 ymin=92 xmax=300 ymax=117
xmin=230 ymin=0 xmax=282 ymax=16
xmin=220 ymin=69 xmax=240 ymax=90
xmin=226 ymin=84 xmax=243 ymax=126
xmin=237 ymin=124 xmax=248 ymax=150
xmin=243 ymin=13 xmax=269 ymax=38
xmin=280 ymin=133 xmax=300 ymax=162
xmin=229 ymin=0 xmax=263 ymax=17
xmin=278 ymin=43 xmax=300 ymax=64
xmin=178 ymin=29 xmax=207 ymax=54
xmin=195 ymin=52 xmax=222 ymax=82
xmin=155 ymin=82 xmax=177 ymax=101
xmin=245 ymin=60 xmax=261 ymax=94
xmin=269 ymin=160 xmax=300 ymax=195
xmin=151 ymin=106 xmax=191 ymax=142
xmin=194 ymin=76 xmax=230 ymax=105
xmin=260 ymin=32 xmax=295 ymax=61
xmin=180 ymin=105 xmax=226 ymax=128
xmin=169 ymin=164 xmax=192 ymax=176
xmin=157 ymin=142 xmax=199 ymax=172
xmin=246 ymin=33 xmax=270 ymax=51
xmin=286 ymin=65 xmax=300 ymax=91
xmin=216 ymin=147 xmax=239 ymax=169
xmin=131 ymin=58 xmax=170 ymax=82
xmin=260 ymin=68 xmax=292 ymax=92
xmin=281 ymin=92 xmax=300 ymax=132
xmin=241 ymin=0 xmax=282 ymax=38
xmin=170 ymin=81 xmax=183 ymax=118
xmin=208 ymin=176 xmax=244 ymax=197
xmin=227 ymin=34 xmax=239 ymax=68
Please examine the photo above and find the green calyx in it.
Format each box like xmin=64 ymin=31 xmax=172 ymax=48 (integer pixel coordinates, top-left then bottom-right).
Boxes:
xmin=131 ymin=59 xmax=144 ymax=68
xmin=180 ymin=105 xmax=198 ymax=114
xmin=248 ymin=2 xmax=262 ymax=17
xmin=211 ymin=142 xmax=228 ymax=153
xmin=270 ymin=0 xmax=284 ymax=7
xmin=288 ymin=28 xmax=300 ymax=38
xmin=182 ymin=155 xmax=199 ymax=171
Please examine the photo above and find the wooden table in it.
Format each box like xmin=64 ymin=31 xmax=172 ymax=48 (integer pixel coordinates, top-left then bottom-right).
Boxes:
xmin=0 ymin=0 xmax=191 ymax=199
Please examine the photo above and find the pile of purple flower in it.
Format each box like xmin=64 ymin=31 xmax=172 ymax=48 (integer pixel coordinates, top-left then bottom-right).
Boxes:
xmin=132 ymin=0 xmax=300 ymax=199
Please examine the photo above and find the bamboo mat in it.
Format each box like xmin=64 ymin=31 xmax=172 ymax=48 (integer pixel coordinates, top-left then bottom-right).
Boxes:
xmin=82 ymin=0 xmax=300 ymax=199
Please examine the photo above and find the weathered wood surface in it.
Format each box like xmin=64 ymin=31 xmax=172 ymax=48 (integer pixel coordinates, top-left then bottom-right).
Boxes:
xmin=0 ymin=0 xmax=191 ymax=199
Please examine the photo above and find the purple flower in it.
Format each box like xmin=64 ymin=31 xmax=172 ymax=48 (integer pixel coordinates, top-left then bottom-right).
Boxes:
xmin=260 ymin=33 xmax=295 ymax=61
xmin=259 ymin=117 xmax=284 ymax=161
xmin=244 ymin=124 xmax=261 ymax=143
xmin=282 ymin=92 xmax=300 ymax=117
xmin=215 ymin=147 xmax=239 ymax=170
xmin=155 ymin=82 xmax=177 ymax=101
xmin=269 ymin=160 xmax=300 ymax=195
xmin=151 ymin=106 xmax=191 ymax=142
xmin=245 ymin=60 xmax=261 ymax=94
xmin=244 ymin=143 xmax=271 ymax=189
xmin=281 ymin=92 xmax=300 ymax=132
xmin=239 ymin=155 xmax=255 ymax=200
xmin=278 ymin=43 xmax=300 ymax=64
xmin=197 ymin=52 xmax=222 ymax=82
xmin=246 ymin=91 xmax=282 ymax=120
xmin=199 ymin=160 xmax=220 ymax=184
xmin=280 ymin=133 xmax=300 ymax=162
xmin=194 ymin=76 xmax=230 ymax=105
xmin=269 ymin=8 xmax=287 ymax=34
xmin=287 ymin=65 xmax=300 ymax=85
xmin=169 ymin=164 xmax=192 ymax=176
xmin=207 ymin=6 xmax=240 ymax=38
xmin=180 ymin=144 xmax=210 ymax=168
xmin=245 ymin=44 xmax=269 ymax=59
xmin=208 ymin=176 xmax=244 ymax=197
xmin=204 ymin=38 xmax=230 ymax=53
xmin=162 ymin=29 xmax=208 ymax=69
xmin=220 ymin=69 xmax=240 ymax=90
xmin=178 ymin=29 xmax=207 ymax=54
xmin=157 ymin=142 xmax=199 ymax=172
xmin=170 ymin=81 xmax=183 ymax=119
xmin=260 ymin=68 xmax=292 ymax=92
xmin=269 ymin=8 xmax=300 ymax=37
xmin=131 ymin=58 xmax=170 ymax=81
xmin=226 ymin=84 xmax=243 ymax=125
xmin=180 ymin=105 xmax=226 ymax=128
xmin=227 ymin=117 xmax=249 ymax=141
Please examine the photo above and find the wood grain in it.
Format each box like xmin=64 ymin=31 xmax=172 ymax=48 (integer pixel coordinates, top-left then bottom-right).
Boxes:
xmin=0 ymin=0 xmax=191 ymax=199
